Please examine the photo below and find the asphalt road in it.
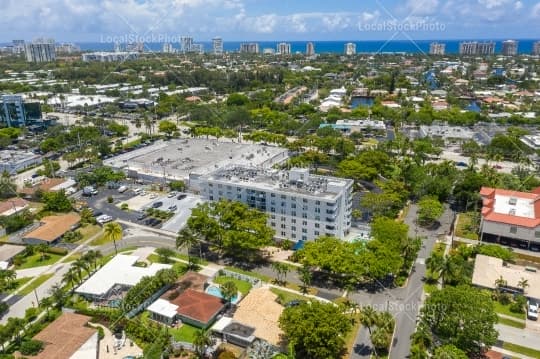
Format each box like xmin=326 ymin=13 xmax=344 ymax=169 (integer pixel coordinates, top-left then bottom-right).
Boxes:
xmin=350 ymin=204 xmax=454 ymax=359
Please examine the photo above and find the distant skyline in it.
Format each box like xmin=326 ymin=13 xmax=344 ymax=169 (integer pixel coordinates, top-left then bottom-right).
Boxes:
xmin=2 ymin=0 xmax=540 ymax=42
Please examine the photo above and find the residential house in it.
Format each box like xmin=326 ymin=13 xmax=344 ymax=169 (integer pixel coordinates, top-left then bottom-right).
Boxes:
xmin=22 ymin=213 xmax=81 ymax=245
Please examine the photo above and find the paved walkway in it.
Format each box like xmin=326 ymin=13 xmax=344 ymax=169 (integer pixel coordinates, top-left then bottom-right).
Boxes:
xmin=16 ymin=265 xmax=53 ymax=278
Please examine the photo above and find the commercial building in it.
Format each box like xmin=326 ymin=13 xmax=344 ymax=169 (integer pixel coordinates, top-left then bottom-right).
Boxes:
xmin=212 ymin=37 xmax=223 ymax=55
xmin=81 ymin=52 xmax=139 ymax=62
xmin=240 ymin=43 xmax=260 ymax=54
xmin=30 ymin=313 xmax=98 ymax=359
xmin=192 ymin=166 xmax=353 ymax=242
xmin=473 ymin=254 xmax=540 ymax=301
xmin=277 ymin=42 xmax=291 ymax=55
xmin=479 ymin=186 xmax=540 ymax=251
xmin=104 ymin=138 xmax=289 ymax=182
xmin=25 ymin=38 xmax=56 ymax=62
xmin=306 ymin=42 xmax=315 ymax=56
xmin=319 ymin=119 xmax=386 ymax=135
xmin=75 ymin=254 xmax=171 ymax=303
xmin=533 ymin=41 xmax=540 ymax=56
xmin=429 ymin=42 xmax=445 ymax=55
xmin=1 ymin=95 xmax=41 ymax=127
xmin=345 ymin=42 xmax=356 ymax=56
xmin=502 ymin=40 xmax=518 ymax=56
xmin=0 ymin=150 xmax=42 ymax=174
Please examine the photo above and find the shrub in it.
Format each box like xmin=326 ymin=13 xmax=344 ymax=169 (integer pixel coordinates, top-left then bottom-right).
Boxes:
xmin=107 ymin=196 xmax=113 ymax=203
xmin=25 ymin=307 xmax=39 ymax=321
xmin=97 ymin=326 xmax=105 ymax=340
xmin=510 ymin=295 xmax=527 ymax=313
xmin=46 ymin=247 xmax=68 ymax=255
xmin=217 ymin=350 xmax=237 ymax=359
xmin=120 ymin=203 xmax=129 ymax=211
xmin=499 ymin=293 xmax=512 ymax=305
xmin=19 ymin=340 xmax=43 ymax=355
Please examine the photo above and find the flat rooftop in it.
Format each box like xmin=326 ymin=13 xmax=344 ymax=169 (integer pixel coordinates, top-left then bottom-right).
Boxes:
xmin=472 ymin=254 xmax=540 ymax=300
xmin=104 ymin=138 xmax=289 ymax=181
xmin=202 ymin=166 xmax=352 ymax=200
xmin=75 ymin=254 xmax=171 ymax=297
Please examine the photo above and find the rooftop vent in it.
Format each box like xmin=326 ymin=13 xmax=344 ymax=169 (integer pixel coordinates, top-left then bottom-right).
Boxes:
xmin=509 ymin=198 xmax=517 ymax=205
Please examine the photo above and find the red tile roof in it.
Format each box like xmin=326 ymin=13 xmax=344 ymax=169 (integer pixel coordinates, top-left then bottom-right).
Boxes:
xmin=171 ymin=289 xmax=224 ymax=325
xmin=0 ymin=198 xmax=28 ymax=215
xmin=480 ymin=187 xmax=540 ymax=228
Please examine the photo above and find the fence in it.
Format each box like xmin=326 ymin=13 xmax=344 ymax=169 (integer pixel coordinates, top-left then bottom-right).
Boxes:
xmin=216 ymin=269 xmax=263 ymax=289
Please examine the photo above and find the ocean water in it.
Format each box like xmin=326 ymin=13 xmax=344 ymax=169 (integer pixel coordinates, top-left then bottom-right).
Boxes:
xmin=74 ymin=39 xmax=539 ymax=55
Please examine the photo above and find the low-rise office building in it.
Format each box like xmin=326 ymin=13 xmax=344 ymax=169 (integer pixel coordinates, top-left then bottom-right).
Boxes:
xmin=191 ymin=166 xmax=353 ymax=242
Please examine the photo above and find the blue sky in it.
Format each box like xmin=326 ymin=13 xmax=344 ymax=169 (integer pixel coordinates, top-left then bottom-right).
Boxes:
xmin=2 ymin=0 xmax=540 ymax=42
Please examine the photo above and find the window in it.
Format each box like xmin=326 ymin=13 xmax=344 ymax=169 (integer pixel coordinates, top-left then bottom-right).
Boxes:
xmin=303 ymin=198 xmax=308 ymax=203
xmin=291 ymin=211 xmax=297 ymax=216
xmin=302 ymin=213 xmax=308 ymax=218
xmin=302 ymin=220 xmax=307 ymax=226
xmin=271 ymin=207 xmax=275 ymax=213
xmin=281 ymin=231 xmax=286 ymax=237
xmin=271 ymin=193 xmax=276 ymax=197
xmin=271 ymin=215 xmax=276 ymax=219
xmin=302 ymin=228 xmax=307 ymax=233
xmin=281 ymin=224 xmax=286 ymax=229
xmin=510 ymin=226 xmax=517 ymax=234
xmin=291 ymin=219 xmax=296 ymax=224
xmin=509 ymin=197 xmax=517 ymax=205
xmin=535 ymin=231 xmax=540 ymax=238
xmin=291 ymin=203 xmax=296 ymax=209
xmin=281 ymin=195 xmax=286 ymax=199
xmin=291 ymin=234 xmax=296 ymax=239
xmin=316 ymin=200 xmax=321 ymax=205
xmin=281 ymin=216 xmax=286 ymax=221
xmin=237 ymin=194 xmax=241 ymax=199
xmin=315 ymin=215 xmax=320 ymax=221
xmin=271 ymin=222 xmax=276 ymax=227
xmin=315 ymin=223 xmax=320 ymax=228
xmin=291 ymin=226 xmax=296 ymax=231
xmin=302 ymin=235 xmax=307 ymax=241
xmin=314 ymin=231 xmax=319 ymax=236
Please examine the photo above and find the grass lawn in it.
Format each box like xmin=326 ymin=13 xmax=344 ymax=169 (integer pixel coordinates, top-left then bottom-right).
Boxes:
xmin=170 ymin=324 xmax=199 ymax=343
xmin=454 ymin=212 xmax=479 ymax=240
xmin=498 ymin=317 xmax=526 ymax=329
xmin=17 ymin=273 xmax=54 ymax=295
xmin=89 ymin=234 xmax=114 ymax=246
xmin=224 ymin=266 xmax=272 ymax=282
xmin=493 ymin=301 xmax=526 ymax=320
xmin=502 ymin=342 xmax=540 ymax=358
xmin=8 ymin=277 xmax=32 ymax=293
xmin=63 ymin=253 xmax=81 ymax=263
xmin=270 ymin=287 xmax=311 ymax=305
xmin=213 ymin=276 xmax=252 ymax=295
xmin=16 ymin=253 xmax=63 ymax=269
xmin=78 ymin=224 xmax=102 ymax=241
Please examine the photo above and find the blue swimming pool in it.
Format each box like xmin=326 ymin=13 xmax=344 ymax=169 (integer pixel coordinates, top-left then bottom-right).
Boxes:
xmin=205 ymin=285 xmax=239 ymax=304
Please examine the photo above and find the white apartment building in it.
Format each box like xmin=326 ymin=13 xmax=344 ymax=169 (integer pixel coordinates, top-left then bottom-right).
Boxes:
xmin=212 ymin=37 xmax=223 ymax=55
xmin=306 ymin=42 xmax=315 ymax=56
xmin=345 ymin=42 xmax=356 ymax=56
xmin=277 ymin=42 xmax=291 ymax=55
xmin=191 ymin=166 xmax=354 ymax=242
xmin=25 ymin=39 xmax=56 ymax=62
xmin=502 ymin=40 xmax=518 ymax=56
xmin=429 ymin=42 xmax=445 ymax=55
xmin=480 ymin=187 xmax=540 ymax=251
xmin=82 ymin=52 xmax=139 ymax=62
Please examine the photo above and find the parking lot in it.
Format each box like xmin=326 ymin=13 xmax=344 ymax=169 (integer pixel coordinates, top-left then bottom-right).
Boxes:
xmin=79 ymin=185 xmax=204 ymax=233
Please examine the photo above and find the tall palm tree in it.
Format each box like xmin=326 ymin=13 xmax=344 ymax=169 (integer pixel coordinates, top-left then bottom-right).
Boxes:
xmin=104 ymin=222 xmax=123 ymax=255
xmin=82 ymin=250 xmax=103 ymax=271
xmin=72 ymin=258 xmax=90 ymax=282
xmin=40 ymin=297 xmax=53 ymax=319
xmin=0 ymin=269 xmax=16 ymax=290
xmin=48 ymin=283 xmax=66 ymax=306
xmin=359 ymin=306 xmax=378 ymax=335
xmin=193 ymin=329 xmax=212 ymax=358
xmin=62 ymin=268 xmax=79 ymax=292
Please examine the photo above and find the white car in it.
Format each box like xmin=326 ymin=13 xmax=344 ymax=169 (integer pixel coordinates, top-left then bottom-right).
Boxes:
xmin=149 ymin=193 xmax=158 ymax=199
xmin=96 ymin=214 xmax=113 ymax=224
xmin=528 ymin=301 xmax=538 ymax=321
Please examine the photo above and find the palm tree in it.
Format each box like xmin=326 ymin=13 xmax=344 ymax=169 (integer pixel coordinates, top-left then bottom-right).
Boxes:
xmin=425 ymin=252 xmax=445 ymax=283
xmin=297 ymin=265 xmax=312 ymax=295
xmin=72 ymin=258 xmax=90 ymax=282
xmin=220 ymin=281 xmax=238 ymax=308
xmin=359 ymin=306 xmax=378 ymax=335
xmin=176 ymin=228 xmax=201 ymax=268
xmin=62 ymin=268 xmax=79 ymax=292
xmin=81 ymin=250 xmax=102 ymax=272
xmin=494 ymin=275 xmax=507 ymax=290
xmin=0 ymin=269 xmax=16 ymax=290
xmin=40 ymin=296 xmax=53 ymax=319
xmin=6 ymin=317 xmax=25 ymax=344
xmin=48 ymin=283 xmax=65 ymax=306
xmin=517 ymin=277 xmax=529 ymax=294
xmin=104 ymin=222 xmax=123 ymax=255
xmin=193 ymin=329 xmax=212 ymax=358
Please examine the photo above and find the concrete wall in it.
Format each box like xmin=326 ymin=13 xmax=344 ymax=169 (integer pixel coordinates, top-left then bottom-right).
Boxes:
xmin=482 ymin=220 xmax=540 ymax=243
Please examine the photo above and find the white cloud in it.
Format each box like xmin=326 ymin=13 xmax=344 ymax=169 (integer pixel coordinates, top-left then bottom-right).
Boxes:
xmin=533 ymin=2 xmax=540 ymax=17
xmin=514 ymin=1 xmax=523 ymax=10
xmin=406 ymin=0 xmax=439 ymax=15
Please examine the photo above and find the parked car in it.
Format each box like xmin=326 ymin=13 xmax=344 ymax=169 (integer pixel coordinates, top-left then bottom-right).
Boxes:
xmin=528 ymin=301 xmax=538 ymax=321
xmin=456 ymin=161 xmax=468 ymax=167
xmin=96 ymin=214 xmax=113 ymax=224
xmin=152 ymin=201 xmax=163 ymax=209
xmin=118 ymin=185 xmax=128 ymax=193
xmin=167 ymin=191 xmax=177 ymax=198
xmin=177 ymin=194 xmax=187 ymax=200
xmin=167 ymin=205 xmax=178 ymax=212
xmin=137 ymin=213 xmax=147 ymax=221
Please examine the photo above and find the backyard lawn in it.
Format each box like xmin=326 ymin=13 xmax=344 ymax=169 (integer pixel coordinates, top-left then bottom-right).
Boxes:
xmin=270 ymin=287 xmax=311 ymax=305
xmin=16 ymin=253 xmax=64 ymax=269
xmin=170 ymin=324 xmax=199 ymax=343
xmin=454 ymin=212 xmax=479 ymax=240
xmin=213 ymin=276 xmax=252 ymax=295
xmin=79 ymin=225 xmax=102 ymax=241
